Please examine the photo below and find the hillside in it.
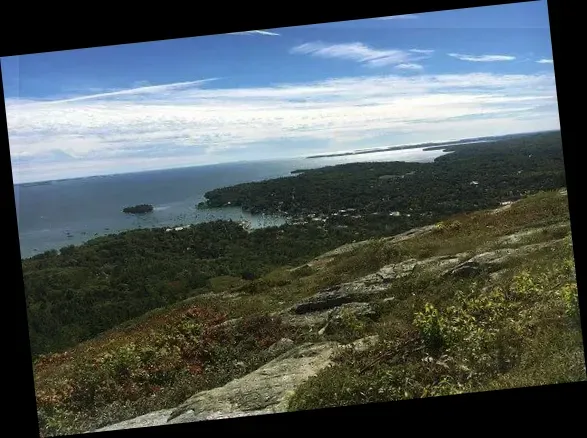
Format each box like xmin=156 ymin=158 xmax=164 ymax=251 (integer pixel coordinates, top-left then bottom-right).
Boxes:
xmin=33 ymin=189 xmax=585 ymax=436
xmin=22 ymin=131 xmax=568 ymax=358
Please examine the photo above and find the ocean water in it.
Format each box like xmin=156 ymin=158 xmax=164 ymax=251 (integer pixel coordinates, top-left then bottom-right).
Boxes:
xmin=13 ymin=147 xmax=450 ymax=259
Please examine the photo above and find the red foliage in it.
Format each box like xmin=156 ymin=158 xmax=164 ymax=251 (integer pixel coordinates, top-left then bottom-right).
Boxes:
xmin=34 ymin=351 xmax=71 ymax=371
xmin=187 ymin=363 xmax=204 ymax=375
xmin=183 ymin=305 xmax=227 ymax=325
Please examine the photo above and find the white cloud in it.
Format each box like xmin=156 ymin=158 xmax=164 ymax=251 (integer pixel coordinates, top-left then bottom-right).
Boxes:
xmin=290 ymin=42 xmax=429 ymax=68
xmin=377 ymin=14 xmax=419 ymax=20
xmin=536 ymin=58 xmax=553 ymax=64
xmin=448 ymin=53 xmax=516 ymax=62
xmin=6 ymin=72 xmax=559 ymax=183
xmin=229 ymin=30 xmax=280 ymax=36
xmin=410 ymin=49 xmax=434 ymax=54
xmin=395 ymin=63 xmax=424 ymax=71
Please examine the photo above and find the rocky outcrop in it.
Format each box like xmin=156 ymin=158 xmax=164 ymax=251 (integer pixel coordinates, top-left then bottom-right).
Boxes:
xmin=166 ymin=341 xmax=340 ymax=424
xmin=300 ymin=256 xmax=464 ymax=308
xmin=276 ymin=309 xmax=332 ymax=329
xmin=497 ymin=222 xmax=569 ymax=245
xmin=292 ymin=256 xmax=460 ymax=317
xmin=381 ymin=224 xmax=438 ymax=245
xmin=303 ymin=224 xmax=438 ymax=270
xmin=279 ymin=237 xmax=568 ymax=332
xmin=316 ymin=240 xmax=374 ymax=260
xmin=293 ymin=288 xmax=358 ymax=314
xmin=91 ymin=410 xmax=172 ymax=432
xmin=444 ymin=239 xmax=566 ymax=279
xmin=90 ymin=336 xmax=385 ymax=433
xmin=91 ymin=342 xmax=339 ymax=432
xmin=275 ymin=254 xmax=466 ymax=331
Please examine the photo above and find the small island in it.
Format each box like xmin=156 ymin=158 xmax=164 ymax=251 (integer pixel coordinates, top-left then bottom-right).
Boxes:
xmin=122 ymin=204 xmax=154 ymax=214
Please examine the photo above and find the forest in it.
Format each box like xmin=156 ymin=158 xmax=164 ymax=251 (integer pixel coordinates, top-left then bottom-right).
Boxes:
xmin=22 ymin=130 xmax=567 ymax=358
xmin=202 ymin=131 xmax=565 ymax=220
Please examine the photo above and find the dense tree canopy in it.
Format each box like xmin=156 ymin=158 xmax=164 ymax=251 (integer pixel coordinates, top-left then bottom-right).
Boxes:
xmin=202 ymin=131 xmax=565 ymax=220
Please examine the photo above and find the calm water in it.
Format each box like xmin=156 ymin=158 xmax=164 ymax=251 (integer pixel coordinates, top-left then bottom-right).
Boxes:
xmin=14 ymin=147 xmax=451 ymax=259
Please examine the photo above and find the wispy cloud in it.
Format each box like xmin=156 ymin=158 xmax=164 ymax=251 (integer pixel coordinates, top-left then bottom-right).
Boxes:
xmin=291 ymin=42 xmax=429 ymax=68
xmin=229 ymin=30 xmax=280 ymax=36
xmin=536 ymin=58 xmax=553 ymax=64
xmin=7 ymin=72 xmax=558 ymax=183
xmin=48 ymin=79 xmax=219 ymax=103
xmin=410 ymin=49 xmax=434 ymax=55
xmin=448 ymin=53 xmax=516 ymax=62
xmin=377 ymin=14 xmax=419 ymax=20
xmin=395 ymin=63 xmax=424 ymax=71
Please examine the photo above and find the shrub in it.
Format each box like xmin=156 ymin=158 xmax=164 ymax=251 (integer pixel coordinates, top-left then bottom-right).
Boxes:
xmin=558 ymin=282 xmax=580 ymax=324
xmin=241 ymin=270 xmax=257 ymax=281
xmin=413 ymin=303 xmax=447 ymax=352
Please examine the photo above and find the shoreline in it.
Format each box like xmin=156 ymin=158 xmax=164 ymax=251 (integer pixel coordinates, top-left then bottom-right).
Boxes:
xmin=18 ymin=150 xmax=450 ymax=260
xmin=20 ymin=207 xmax=288 ymax=260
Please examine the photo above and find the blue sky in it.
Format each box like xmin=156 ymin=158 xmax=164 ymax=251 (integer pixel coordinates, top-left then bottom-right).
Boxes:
xmin=2 ymin=1 xmax=559 ymax=184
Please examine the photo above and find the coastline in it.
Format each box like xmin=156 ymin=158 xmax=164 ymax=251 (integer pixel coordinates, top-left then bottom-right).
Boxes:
xmin=17 ymin=148 xmax=450 ymax=260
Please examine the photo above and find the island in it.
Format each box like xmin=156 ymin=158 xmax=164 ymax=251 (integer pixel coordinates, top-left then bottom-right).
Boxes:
xmin=122 ymin=204 xmax=154 ymax=214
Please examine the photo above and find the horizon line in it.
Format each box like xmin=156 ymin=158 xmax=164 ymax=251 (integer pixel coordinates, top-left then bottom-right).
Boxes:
xmin=13 ymin=129 xmax=559 ymax=186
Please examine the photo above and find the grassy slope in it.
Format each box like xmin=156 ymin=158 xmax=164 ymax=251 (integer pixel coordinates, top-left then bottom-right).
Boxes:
xmin=288 ymin=190 xmax=585 ymax=409
xmin=34 ymin=190 xmax=585 ymax=436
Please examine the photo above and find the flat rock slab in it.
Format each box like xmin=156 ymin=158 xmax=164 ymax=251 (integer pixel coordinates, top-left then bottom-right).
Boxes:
xmin=317 ymin=240 xmax=374 ymax=259
xmin=381 ymin=224 xmax=437 ymax=245
xmin=167 ymin=409 xmax=273 ymax=424
xmin=91 ymin=409 xmax=175 ymax=433
xmin=444 ymin=239 xmax=565 ymax=278
xmin=290 ymin=255 xmax=466 ymax=317
xmin=90 ymin=342 xmax=341 ymax=432
xmin=497 ymin=222 xmax=569 ymax=245
xmin=276 ymin=309 xmax=332 ymax=328
xmin=166 ymin=341 xmax=340 ymax=423
xmin=292 ymin=290 xmax=358 ymax=314
xmin=310 ymin=224 xmax=437 ymax=263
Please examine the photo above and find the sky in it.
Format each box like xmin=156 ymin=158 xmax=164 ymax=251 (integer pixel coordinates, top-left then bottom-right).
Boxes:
xmin=2 ymin=0 xmax=559 ymax=184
